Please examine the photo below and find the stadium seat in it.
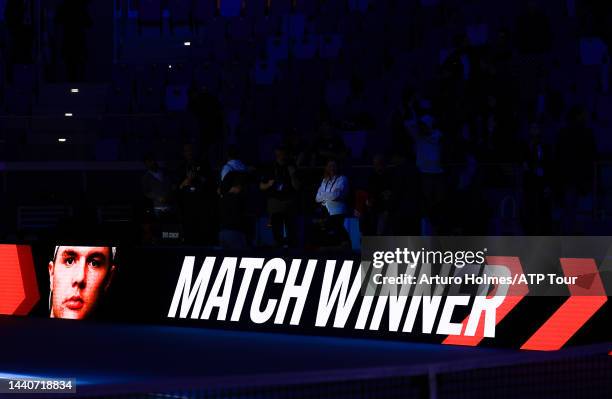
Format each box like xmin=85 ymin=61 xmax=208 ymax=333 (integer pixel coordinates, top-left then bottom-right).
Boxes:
xmin=420 ymin=0 xmax=440 ymax=6
xmin=294 ymin=0 xmax=320 ymax=16
xmin=327 ymin=58 xmax=352 ymax=80
xmin=220 ymin=84 xmax=242 ymax=108
xmin=12 ymin=64 xmax=37 ymax=91
xmin=319 ymin=34 xmax=342 ymax=58
xmin=112 ymin=63 xmax=134 ymax=86
xmin=268 ymin=0 xmax=292 ymax=17
xmin=139 ymin=64 xmax=168 ymax=90
xmin=95 ymin=138 xmax=121 ymax=161
xmin=168 ymin=0 xmax=191 ymax=25
xmin=138 ymin=0 xmax=162 ymax=27
xmin=227 ymin=16 xmax=254 ymax=41
xmin=595 ymin=95 xmax=612 ymax=123
xmin=467 ymin=23 xmax=488 ymax=46
xmin=137 ymin=85 xmax=164 ymax=113
xmin=325 ymin=79 xmax=350 ymax=106
xmin=267 ymin=35 xmax=290 ymax=61
xmin=167 ymin=63 xmax=192 ymax=85
xmin=194 ymin=62 xmax=222 ymax=92
xmin=222 ymin=61 xmax=250 ymax=90
xmin=593 ymin=125 xmax=612 ymax=158
xmin=230 ymin=39 xmax=258 ymax=64
xmin=220 ymin=0 xmax=242 ymax=17
xmin=245 ymin=0 xmax=267 ymax=17
xmin=4 ymin=86 xmax=33 ymax=115
xmin=282 ymin=13 xmax=306 ymax=39
xmin=207 ymin=17 xmax=228 ymax=42
xmin=293 ymin=34 xmax=319 ymax=59
xmin=166 ymin=84 xmax=189 ymax=111
xmin=255 ymin=14 xmax=281 ymax=38
xmin=107 ymin=78 xmax=134 ymax=114
xmin=319 ymin=0 xmax=347 ymax=17
xmin=212 ymin=38 xmax=231 ymax=62
xmin=193 ymin=0 xmax=217 ymax=26
xmin=254 ymin=60 xmax=277 ymax=85
xmin=348 ymin=0 xmax=370 ymax=13
xmin=315 ymin=12 xmax=340 ymax=33
xmin=580 ymin=37 xmax=609 ymax=66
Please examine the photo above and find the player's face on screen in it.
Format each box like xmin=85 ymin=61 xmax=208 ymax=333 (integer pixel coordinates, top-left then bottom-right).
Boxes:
xmin=48 ymin=246 xmax=115 ymax=319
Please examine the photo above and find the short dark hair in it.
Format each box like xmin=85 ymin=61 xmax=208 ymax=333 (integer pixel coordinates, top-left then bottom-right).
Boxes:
xmin=226 ymin=145 xmax=240 ymax=160
xmin=143 ymin=152 xmax=156 ymax=163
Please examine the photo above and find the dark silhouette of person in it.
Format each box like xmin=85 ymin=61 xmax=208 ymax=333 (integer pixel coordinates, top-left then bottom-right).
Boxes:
xmin=5 ymin=0 xmax=34 ymax=71
xmin=522 ymin=123 xmax=553 ymax=234
xmin=177 ymin=144 xmax=217 ymax=245
xmin=360 ymin=155 xmax=393 ymax=236
xmin=55 ymin=0 xmax=93 ymax=82
xmin=259 ymin=146 xmax=300 ymax=247
xmin=556 ymin=106 xmax=597 ymax=233
xmin=188 ymin=86 xmax=225 ymax=162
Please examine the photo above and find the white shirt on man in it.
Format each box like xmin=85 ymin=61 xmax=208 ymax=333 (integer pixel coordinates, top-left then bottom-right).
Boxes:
xmin=316 ymin=175 xmax=349 ymax=216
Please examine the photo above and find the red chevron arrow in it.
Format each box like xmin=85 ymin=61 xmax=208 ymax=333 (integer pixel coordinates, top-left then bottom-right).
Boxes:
xmin=521 ymin=258 xmax=607 ymax=351
xmin=0 ymin=244 xmax=39 ymax=316
xmin=443 ymin=256 xmax=529 ymax=346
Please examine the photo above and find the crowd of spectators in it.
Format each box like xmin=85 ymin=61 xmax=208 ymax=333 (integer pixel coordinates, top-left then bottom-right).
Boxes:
xmin=134 ymin=0 xmax=611 ymax=248
xmin=2 ymin=0 xmax=611 ymax=246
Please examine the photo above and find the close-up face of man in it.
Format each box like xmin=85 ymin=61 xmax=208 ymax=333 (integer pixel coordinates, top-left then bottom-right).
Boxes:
xmin=48 ymin=246 xmax=116 ymax=320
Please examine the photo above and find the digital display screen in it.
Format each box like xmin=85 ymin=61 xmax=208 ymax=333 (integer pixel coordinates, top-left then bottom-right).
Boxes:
xmin=1 ymin=238 xmax=611 ymax=351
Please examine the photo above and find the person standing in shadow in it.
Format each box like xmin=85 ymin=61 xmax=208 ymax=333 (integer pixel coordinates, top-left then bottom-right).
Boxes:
xmin=55 ymin=0 xmax=92 ymax=82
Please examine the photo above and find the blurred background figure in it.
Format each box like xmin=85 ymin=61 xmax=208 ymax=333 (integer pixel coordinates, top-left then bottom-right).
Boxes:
xmin=260 ymin=146 xmax=300 ymax=248
xmin=0 ymin=0 xmax=608 ymax=247
xmin=5 ymin=0 xmax=34 ymax=71
xmin=142 ymin=153 xmax=174 ymax=216
xmin=410 ymin=115 xmax=447 ymax=234
xmin=55 ymin=0 xmax=92 ymax=81
xmin=556 ymin=106 xmax=597 ymax=234
xmin=315 ymin=159 xmax=350 ymax=248
xmin=359 ymin=155 xmax=393 ymax=236
xmin=310 ymin=121 xmax=348 ymax=166
xmin=522 ymin=122 xmax=552 ymax=234
xmin=218 ymin=173 xmax=249 ymax=250
xmin=189 ymin=86 xmax=225 ymax=163
xmin=177 ymin=143 xmax=217 ymax=245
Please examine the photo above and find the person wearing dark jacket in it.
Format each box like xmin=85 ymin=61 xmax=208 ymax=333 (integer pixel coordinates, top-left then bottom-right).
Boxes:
xmin=260 ymin=146 xmax=300 ymax=247
xmin=55 ymin=0 xmax=93 ymax=81
xmin=556 ymin=106 xmax=597 ymax=234
xmin=360 ymin=155 xmax=393 ymax=236
xmin=218 ymin=173 xmax=249 ymax=249
xmin=177 ymin=144 xmax=217 ymax=245
xmin=5 ymin=0 xmax=34 ymax=67
xmin=522 ymin=123 xmax=553 ymax=234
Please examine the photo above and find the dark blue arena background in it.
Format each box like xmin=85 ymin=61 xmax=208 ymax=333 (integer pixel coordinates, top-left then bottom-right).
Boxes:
xmin=0 ymin=1 xmax=612 ymax=398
